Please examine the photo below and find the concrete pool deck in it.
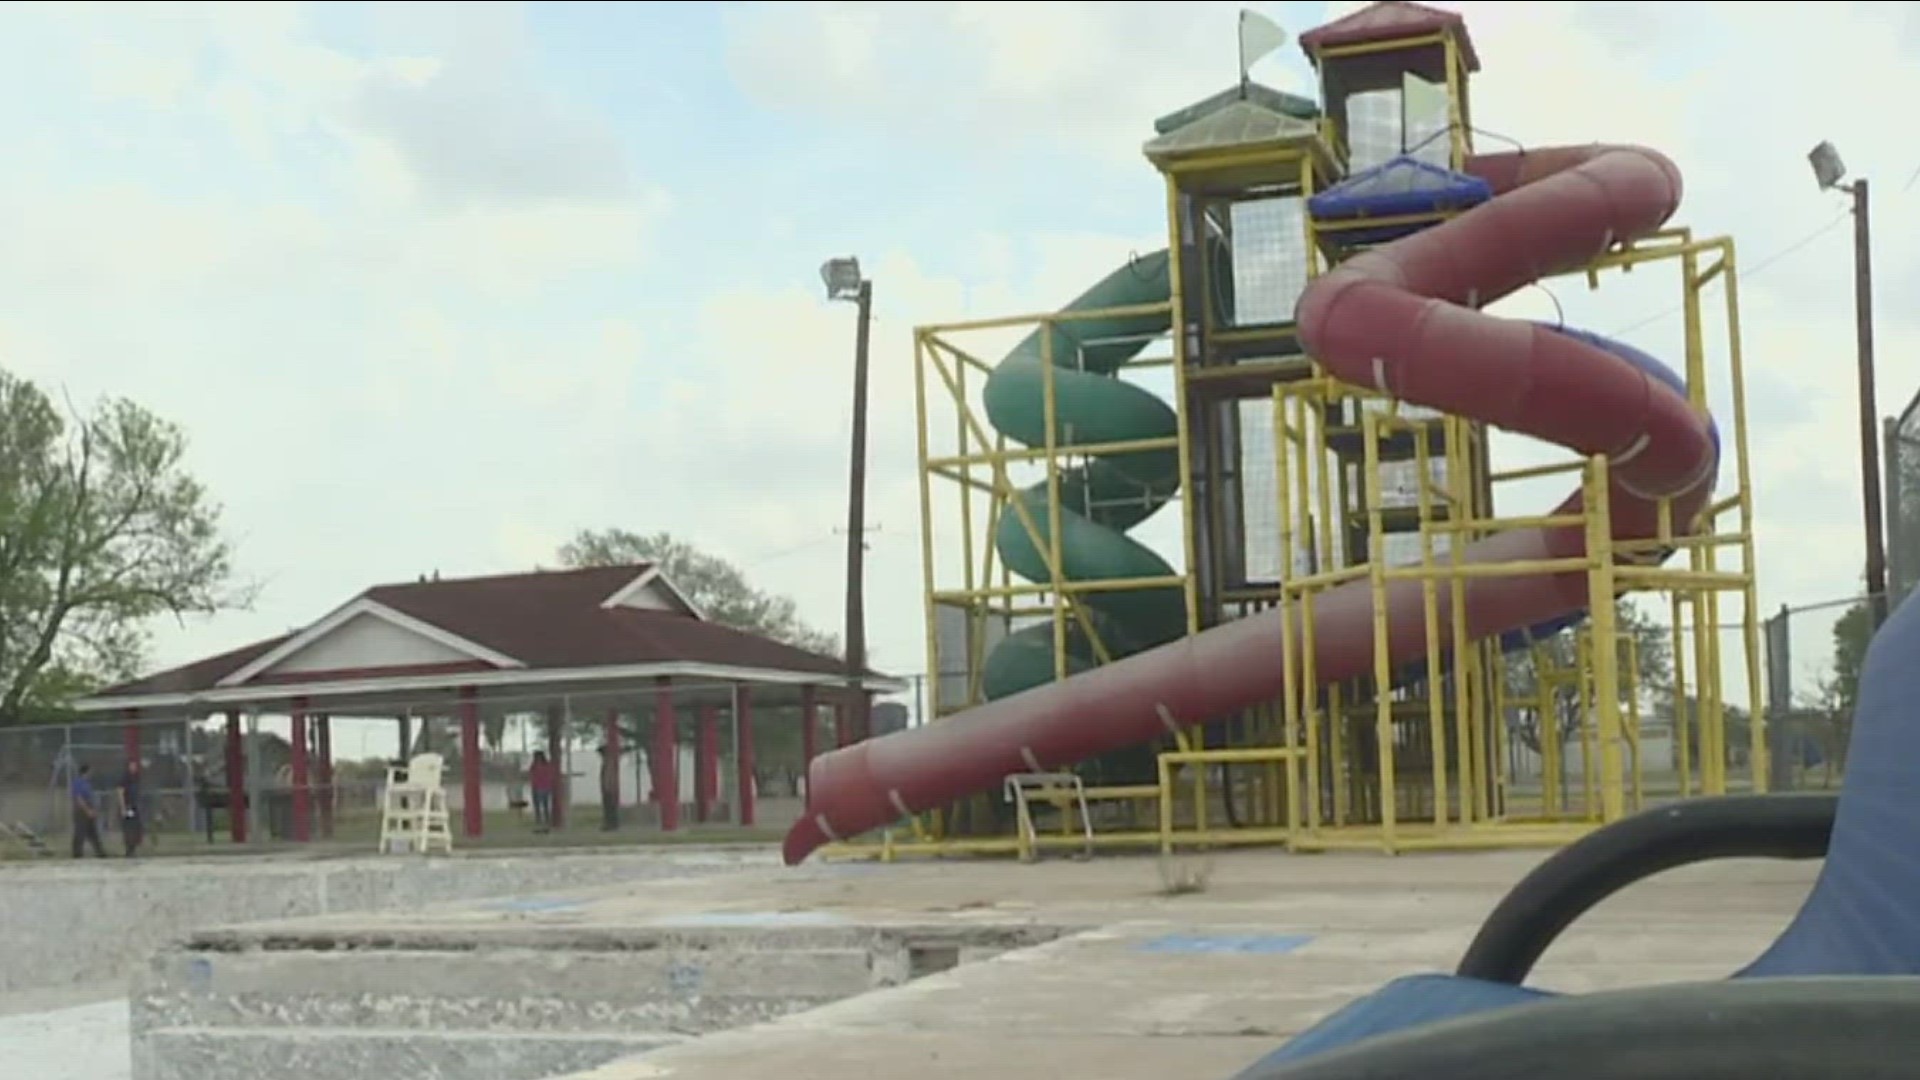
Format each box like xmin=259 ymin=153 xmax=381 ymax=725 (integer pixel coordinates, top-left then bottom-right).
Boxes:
xmin=130 ymin=848 xmax=1820 ymax=1080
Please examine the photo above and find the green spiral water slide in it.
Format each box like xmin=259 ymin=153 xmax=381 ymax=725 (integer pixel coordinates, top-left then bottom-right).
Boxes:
xmin=978 ymin=250 xmax=1190 ymax=701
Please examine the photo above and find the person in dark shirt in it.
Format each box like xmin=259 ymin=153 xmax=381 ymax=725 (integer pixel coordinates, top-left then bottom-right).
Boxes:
xmin=118 ymin=758 xmax=145 ymax=857
xmin=70 ymin=763 xmax=105 ymax=858
xmin=528 ymin=750 xmax=556 ymax=833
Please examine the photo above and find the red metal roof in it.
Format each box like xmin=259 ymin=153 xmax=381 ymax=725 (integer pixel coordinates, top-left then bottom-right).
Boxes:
xmin=1298 ymin=1 xmax=1481 ymax=72
xmin=366 ymin=565 xmax=857 ymax=677
xmin=89 ymin=564 xmax=871 ymax=702
xmin=94 ymin=634 xmax=294 ymax=700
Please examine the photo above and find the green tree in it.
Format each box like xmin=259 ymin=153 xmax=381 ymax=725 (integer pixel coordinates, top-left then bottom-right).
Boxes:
xmin=1669 ymin=694 xmax=1753 ymax=768
xmin=748 ymin=704 xmax=826 ymax=795
xmin=558 ymin=529 xmax=840 ymax=656
xmin=1788 ymin=597 xmax=1875 ymax=780
xmin=0 ymin=371 xmax=249 ymax=724
xmin=1503 ymin=599 xmax=1675 ymax=756
xmin=1825 ymin=598 xmax=1872 ymax=720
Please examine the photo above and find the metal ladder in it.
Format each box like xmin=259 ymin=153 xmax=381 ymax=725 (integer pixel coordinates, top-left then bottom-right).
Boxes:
xmin=1002 ymin=772 xmax=1095 ymax=862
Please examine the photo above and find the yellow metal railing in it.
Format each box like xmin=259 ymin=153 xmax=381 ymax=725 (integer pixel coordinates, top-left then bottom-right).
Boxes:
xmin=1258 ymin=230 xmax=1762 ymax=855
xmin=819 ymin=41 xmax=1763 ymax=863
xmin=1156 ymin=747 xmax=1303 ymax=853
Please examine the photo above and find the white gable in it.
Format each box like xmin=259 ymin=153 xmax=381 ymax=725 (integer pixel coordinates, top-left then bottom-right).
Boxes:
xmin=262 ymin=611 xmax=474 ymax=676
xmin=598 ymin=566 xmax=704 ymax=619
xmin=605 ymin=578 xmax=682 ymax=612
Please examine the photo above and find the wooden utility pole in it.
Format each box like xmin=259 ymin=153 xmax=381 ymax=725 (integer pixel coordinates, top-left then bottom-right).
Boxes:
xmin=843 ymin=278 xmax=874 ymax=743
xmin=1851 ymin=179 xmax=1890 ymax=629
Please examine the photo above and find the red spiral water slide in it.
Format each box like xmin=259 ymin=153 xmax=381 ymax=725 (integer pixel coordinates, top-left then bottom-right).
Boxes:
xmin=784 ymin=144 xmax=1718 ymax=865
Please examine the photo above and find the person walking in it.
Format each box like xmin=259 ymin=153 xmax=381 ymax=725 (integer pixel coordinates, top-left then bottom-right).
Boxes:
xmin=118 ymin=757 xmax=146 ymax=857
xmin=70 ymin=763 xmax=105 ymax=858
xmin=528 ymin=750 xmax=556 ymax=833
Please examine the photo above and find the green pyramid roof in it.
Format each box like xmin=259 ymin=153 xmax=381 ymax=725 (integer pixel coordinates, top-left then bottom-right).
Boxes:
xmin=1143 ymin=98 xmax=1321 ymax=161
xmin=1151 ymin=82 xmax=1319 ymax=136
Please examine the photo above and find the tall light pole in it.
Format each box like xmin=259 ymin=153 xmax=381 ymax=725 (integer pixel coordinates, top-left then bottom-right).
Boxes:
xmin=1809 ymin=141 xmax=1889 ymax=629
xmin=820 ymin=256 xmax=873 ymax=744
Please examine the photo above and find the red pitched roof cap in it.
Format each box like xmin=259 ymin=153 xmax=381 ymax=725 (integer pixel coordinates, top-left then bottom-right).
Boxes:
xmin=1298 ymin=1 xmax=1482 ymax=73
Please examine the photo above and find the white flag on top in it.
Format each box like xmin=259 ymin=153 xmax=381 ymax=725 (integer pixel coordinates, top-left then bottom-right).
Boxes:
xmin=1238 ymin=10 xmax=1289 ymax=82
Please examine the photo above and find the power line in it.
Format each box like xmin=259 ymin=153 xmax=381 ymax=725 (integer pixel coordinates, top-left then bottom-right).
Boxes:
xmin=1606 ymin=208 xmax=1853 ymax=339
xmin=739 ymin=532 xmax=840 ymax=570
xmin=1608 ymin=147 xmax=1920 ymax=336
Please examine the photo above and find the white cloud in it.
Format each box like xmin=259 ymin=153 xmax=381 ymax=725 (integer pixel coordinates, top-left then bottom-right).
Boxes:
xmin=724 ymin=1 xmax=1314 ymax=161
xmin=10 ymin=0 xmax=1920 ymax=707
xmin=0 ymin=3 xmax=674 ymax=669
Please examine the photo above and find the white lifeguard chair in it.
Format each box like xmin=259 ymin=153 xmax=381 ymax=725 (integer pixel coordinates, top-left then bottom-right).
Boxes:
xmin=378 ymin=753 xmax=453 ymax=855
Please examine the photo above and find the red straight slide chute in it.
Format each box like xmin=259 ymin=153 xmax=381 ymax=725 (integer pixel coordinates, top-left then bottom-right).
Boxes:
xmin=784 ymin=144 xmax=1718 ymax=866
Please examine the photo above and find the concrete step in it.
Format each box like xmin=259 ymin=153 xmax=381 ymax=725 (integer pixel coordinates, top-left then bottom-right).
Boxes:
xmin=135 ymin=945 xmax=876 ymax=1036
xmin=134 ymin=1024 xmax=683 ymax=1080
xmin=130 ymin=922 xmax=1064 ymax=1079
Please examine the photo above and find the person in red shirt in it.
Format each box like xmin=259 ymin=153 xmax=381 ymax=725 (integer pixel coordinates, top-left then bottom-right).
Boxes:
xmin=528 ymin=751 xmax=557 ymax=833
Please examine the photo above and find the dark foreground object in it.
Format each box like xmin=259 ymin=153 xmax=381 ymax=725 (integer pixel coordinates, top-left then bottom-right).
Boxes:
xmin=1233 ymin=544 xmax=1920 ymax=1076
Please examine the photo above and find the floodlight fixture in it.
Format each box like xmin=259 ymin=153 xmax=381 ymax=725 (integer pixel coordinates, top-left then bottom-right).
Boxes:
xmin=820 ymin=257 xmax=866 ymax=302
xmin=1809 ymin=140 xmax=1848 ymax=192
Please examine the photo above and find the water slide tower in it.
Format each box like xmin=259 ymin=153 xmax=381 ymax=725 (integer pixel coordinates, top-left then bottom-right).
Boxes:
xmin=891 ymin=1 xmax=1764 ymax=858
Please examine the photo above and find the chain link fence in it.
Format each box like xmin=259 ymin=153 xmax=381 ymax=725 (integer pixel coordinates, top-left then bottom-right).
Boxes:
xmin=0 ymin=675 xmax=932 ymax=855
xmin=1740 ymin=386 xmax=1920 ymax=793
xmin=1761 ymin=597 xmax=1870 ymax=792
xmin=0 ymin=716 xmax=213 ymax=854
xmin=1885 ymin=397 xmax=1920 ymax=606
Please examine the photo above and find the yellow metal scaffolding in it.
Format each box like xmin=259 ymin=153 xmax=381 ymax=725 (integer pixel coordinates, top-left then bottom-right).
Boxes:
xmin=822 ymin=23 xmax=1763 ymax=863
xmin=1269 ymin=230 xmax=1763 ymax=853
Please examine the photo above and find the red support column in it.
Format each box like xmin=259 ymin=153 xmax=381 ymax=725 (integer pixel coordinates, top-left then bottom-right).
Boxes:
xmin=653 ymin=678 xmax=680 ymax=832
xmin=735 ymin=686 xmax=756 ymax=827
xmin=289 ymin=697 xmax=311 ymax=843
xmin=459 ymin=686 xmax=483 ymax=839
xmin=316 ymin=715 xmax=334 ymax=840
xmin=800 ymin=684 xmax=817 ymax=776
xmin=224 ymin=710 xmax=246 ymax=844
xmin=122 ymin=708 xmax=141 ymax=762
xmin=603 ymin=709 xmax=622 ymax=827
xmin=694 ymin=704 xmax=718 ymax=823
xmin=833 ymin=700 xmax=849 ymax=749
xmin=706 ymin=707 xmax=721 ymax=807
xmin=546 ymin=704 xmax=566 ymax=829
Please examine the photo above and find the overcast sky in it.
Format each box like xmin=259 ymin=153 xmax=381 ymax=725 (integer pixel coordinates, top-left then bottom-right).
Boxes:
xmin=4 ymin=0 xmax=1918 ymax=708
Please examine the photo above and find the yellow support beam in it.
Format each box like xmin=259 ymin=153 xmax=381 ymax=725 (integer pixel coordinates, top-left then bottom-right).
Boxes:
xmin=894 ymin=30 xmax=1761 ymax=862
